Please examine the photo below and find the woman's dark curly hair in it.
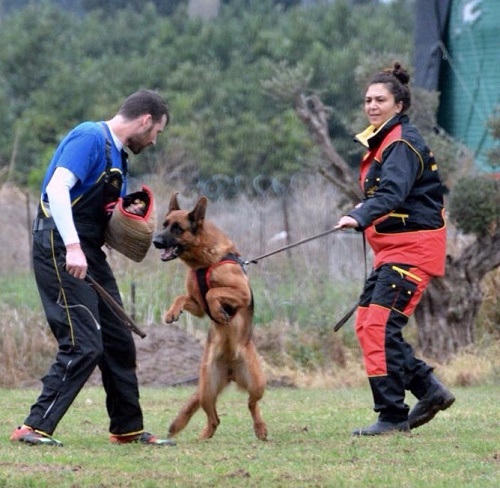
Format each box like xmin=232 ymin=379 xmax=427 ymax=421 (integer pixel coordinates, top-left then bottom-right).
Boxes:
xmin=368 ymin=61 xmax=411 ymax=113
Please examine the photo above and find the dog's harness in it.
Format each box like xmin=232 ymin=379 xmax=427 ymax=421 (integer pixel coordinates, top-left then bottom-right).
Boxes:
xmin=194 ymin=253 xmax=247 ymax=322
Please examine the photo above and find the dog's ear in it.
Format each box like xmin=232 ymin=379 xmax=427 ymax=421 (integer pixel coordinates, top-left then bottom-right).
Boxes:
xmin=189 ymin=196 xmax=208 ymax=232
xmin=168 ymin=192 xmax=181 ymax=212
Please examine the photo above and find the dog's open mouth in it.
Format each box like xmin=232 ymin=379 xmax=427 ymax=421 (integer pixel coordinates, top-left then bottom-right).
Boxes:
xmin=159 ymin=246 xmax=180 ymax=262
xmin=153 ymin=232 xmax=184 ymax=262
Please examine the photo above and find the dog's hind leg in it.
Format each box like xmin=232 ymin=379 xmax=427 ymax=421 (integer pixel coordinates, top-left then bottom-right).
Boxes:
xmin=248 ymin=393 xmax=267 ymax=441
xmin=235 ymin=345 xmax=268 ymax=441
xmin=168 ymin=391 xmax=200 ymax=437
xmin=198 ymin=360 xmax=228 ymax=440
xmin=198 ymin=401 xmax=220 ymax=440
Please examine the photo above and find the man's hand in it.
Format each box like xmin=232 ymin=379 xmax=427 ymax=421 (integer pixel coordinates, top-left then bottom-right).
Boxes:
xmin=65 ymin=243 xmax=88 ymax=279
xmin=125 ymin=198 xmax=146 ymax=216
xmin=104 ymin=201 xmax=117 ymax=217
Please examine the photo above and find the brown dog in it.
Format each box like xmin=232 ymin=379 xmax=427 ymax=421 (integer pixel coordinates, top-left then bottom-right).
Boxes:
xmin=153 ymin=193 xmax=267 ymax=441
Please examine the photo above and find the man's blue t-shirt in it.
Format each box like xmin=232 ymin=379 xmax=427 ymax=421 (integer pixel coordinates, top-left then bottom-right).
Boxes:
xmin=41 ymin=121 xmax=127 ymax=202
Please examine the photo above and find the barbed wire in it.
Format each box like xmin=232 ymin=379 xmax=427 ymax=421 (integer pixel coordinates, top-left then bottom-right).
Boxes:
xmin=187 ymin=172 xmax=319 ymax=201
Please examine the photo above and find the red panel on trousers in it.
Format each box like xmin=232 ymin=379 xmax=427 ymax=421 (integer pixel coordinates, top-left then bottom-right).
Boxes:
xmin=358 ymin=304 xmax=391 ymax=376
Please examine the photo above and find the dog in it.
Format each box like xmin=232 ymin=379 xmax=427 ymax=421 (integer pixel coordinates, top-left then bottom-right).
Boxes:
xmin=153 ymin=193 xmax=268 ymax=441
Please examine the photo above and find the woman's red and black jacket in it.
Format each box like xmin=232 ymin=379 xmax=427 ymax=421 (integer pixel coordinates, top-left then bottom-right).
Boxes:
xmin=348 ymin=114 xmax=447 ymax=276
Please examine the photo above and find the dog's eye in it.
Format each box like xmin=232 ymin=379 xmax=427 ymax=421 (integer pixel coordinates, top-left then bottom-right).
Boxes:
xmin=171 ymin=222 xmax=185 ymax=236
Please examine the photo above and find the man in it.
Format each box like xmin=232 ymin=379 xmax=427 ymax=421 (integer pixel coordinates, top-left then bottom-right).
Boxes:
xmin=11 ymin=89 xmax=175 ymax=446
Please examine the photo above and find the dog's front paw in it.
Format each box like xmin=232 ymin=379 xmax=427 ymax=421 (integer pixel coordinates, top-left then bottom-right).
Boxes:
xmin=164 ymin=308 xmax=182 ymax=324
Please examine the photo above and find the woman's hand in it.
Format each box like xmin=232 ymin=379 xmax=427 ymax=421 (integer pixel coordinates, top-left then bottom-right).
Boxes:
xmin=335 ymin=215 xmax=360 ymax=230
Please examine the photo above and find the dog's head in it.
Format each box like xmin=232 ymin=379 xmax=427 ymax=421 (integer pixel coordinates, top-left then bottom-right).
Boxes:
xmin=153 ymin=192 xmax=208 ymax=262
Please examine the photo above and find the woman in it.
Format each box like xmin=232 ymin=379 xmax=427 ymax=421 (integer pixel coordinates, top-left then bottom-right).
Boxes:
xmin=336 ymin=62 xmax=455 ymax=435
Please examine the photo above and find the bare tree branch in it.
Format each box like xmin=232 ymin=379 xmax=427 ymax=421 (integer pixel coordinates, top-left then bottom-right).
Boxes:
xmin=294 ymin=93 xmax=363 ymax=203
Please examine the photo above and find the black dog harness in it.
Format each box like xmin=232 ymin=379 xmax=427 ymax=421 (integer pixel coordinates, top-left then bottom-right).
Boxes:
xmin=194 ymin=253 xmax=247 ymax=322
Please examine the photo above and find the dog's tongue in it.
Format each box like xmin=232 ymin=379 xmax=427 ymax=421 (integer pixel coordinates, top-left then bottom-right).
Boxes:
xmin=160 ymin=247 xmax=176 ymax=261
xmin=160 ymin=249 xmax=171 ymax=261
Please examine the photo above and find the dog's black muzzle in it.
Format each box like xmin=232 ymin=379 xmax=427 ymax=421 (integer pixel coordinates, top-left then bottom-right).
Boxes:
xmin=153 ymin=231 xmax=182 ymax=262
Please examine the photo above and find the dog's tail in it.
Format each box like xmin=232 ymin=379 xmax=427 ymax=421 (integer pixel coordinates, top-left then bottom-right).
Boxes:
xmin=168 ymin=391 xmax=200 ymax=437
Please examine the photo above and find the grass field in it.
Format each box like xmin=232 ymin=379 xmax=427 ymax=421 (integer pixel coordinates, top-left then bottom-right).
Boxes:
xmin=0 ymin=385 xmax=498 ymax=487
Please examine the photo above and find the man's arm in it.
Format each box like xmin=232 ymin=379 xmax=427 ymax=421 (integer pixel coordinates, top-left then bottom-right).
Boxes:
xmin=46 ymin=167 xmax=88 ymax=279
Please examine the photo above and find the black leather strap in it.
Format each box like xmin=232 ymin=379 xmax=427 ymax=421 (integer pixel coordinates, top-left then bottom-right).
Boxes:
xmin=32 ymin=217 xmax=56 ymax=232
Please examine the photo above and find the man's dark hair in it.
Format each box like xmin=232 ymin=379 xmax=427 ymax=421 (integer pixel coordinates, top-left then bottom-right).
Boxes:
xmin=118 ymin=89 xmax=170 ymax=125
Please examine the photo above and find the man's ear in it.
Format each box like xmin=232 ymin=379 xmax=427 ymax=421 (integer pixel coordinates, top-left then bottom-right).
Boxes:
xmin=141 ymin=113 xmax=153 ymax=128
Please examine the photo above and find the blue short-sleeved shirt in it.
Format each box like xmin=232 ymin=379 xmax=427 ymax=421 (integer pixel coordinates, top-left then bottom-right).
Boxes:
xmin=41 ymin=121 xmax=127 ymax=202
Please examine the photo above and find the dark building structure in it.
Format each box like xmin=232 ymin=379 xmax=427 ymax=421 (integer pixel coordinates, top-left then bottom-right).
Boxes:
xmin=414 ymin=0 xmax=499 ymax=173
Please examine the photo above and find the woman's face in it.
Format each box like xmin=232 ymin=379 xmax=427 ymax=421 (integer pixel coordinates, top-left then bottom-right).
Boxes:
xmin=364 ymin=83 xmax=403 ymax=129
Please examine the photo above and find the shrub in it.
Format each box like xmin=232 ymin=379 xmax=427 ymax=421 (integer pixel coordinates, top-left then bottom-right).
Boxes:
xmin=448 ymin=176 xmax=500 ymax=236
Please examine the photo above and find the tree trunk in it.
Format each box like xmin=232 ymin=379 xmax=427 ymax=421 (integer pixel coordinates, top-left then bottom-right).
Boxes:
xmin=294 ymin=93 xmax=363 ymax=203
xmin=415 ymin=232 xmax=500 ymax=360
xmin=293 ymin=91 xmax=500 ymax=360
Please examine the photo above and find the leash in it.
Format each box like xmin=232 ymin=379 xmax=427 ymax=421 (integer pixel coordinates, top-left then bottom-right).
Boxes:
xmin=86 ymin=273 xmax=147 ymax=339
xmin=243 ymin=227 xmax=342 ymax=265
xmin=243 ymin=226 xmax=367 ymax=333
xmin=332 ymin=234 xmax=368 ymax=331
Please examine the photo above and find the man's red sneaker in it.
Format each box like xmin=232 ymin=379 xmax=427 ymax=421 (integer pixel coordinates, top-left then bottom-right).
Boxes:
xmin=109 ymin=431 xmax=176 ymax=446
xmin=10 ymin=425 xmax=63 ymax=446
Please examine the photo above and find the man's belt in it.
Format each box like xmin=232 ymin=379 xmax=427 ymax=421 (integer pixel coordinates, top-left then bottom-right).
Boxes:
xmin=32 ymin=217 xmax=56 ymax=232
xmin=32 ymin=218 xmax=103 ymax=233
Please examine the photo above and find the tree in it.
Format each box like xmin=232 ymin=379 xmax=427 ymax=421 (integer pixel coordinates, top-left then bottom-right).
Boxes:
xmin=80 ymin=0 xmax=184 ymax=16
xmin=411 ymin=105 xmax=499 ymax=358
xmin=264 ymin=62 xmax=500 ymax=360
xmin=0 ymin=0 xmax=413 ymax=189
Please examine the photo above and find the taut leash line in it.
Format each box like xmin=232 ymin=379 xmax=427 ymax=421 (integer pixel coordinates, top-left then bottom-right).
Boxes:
xmin=243 ymin=226 xmax=365 ymax=332
xmin=243 ymin=227 xmax=342 ymax=265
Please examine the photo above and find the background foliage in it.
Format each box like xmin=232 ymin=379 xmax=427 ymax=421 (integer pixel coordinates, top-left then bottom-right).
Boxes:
xmin=0 ymin=0 xmax=498 ymax=370
xmin=0 ymin=0 xmax=413 ymax=190
xmin=1 ymin=0 xmax=498 ymax=234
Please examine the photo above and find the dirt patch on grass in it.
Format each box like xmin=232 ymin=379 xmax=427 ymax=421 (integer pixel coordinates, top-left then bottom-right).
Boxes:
xmin=134 ymin=324 xmax=204 ymax=386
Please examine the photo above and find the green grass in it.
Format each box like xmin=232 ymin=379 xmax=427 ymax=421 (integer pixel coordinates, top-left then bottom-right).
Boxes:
xmin=0 ymin=386 xmax=498 ymax=487
xmin=0 ymin=272 xmax=40 ymax=311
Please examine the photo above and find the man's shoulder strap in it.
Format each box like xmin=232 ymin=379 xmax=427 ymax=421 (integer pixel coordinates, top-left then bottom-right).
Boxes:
xmin=98 ymin=122 xmax=112 ymax=174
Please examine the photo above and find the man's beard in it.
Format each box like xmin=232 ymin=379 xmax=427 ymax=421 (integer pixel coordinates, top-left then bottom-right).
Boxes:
xmin=127 ymin=133 xmax=151 ymax=154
